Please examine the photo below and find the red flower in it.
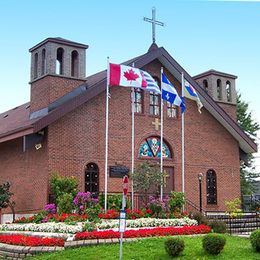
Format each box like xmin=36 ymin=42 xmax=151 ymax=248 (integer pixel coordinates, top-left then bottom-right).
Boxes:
xmin=75 ymin=225 xmax=211 ymax=240
xmin=0 ymin=234 xmax=64 ymax=247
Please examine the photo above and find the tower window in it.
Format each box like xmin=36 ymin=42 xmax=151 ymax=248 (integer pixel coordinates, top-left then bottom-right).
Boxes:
xmin=34 ymin=53 xmax=38 ymax=79
xmin=71 ymin=50 xmax=79 ymax=77
xmin=56 ymin=47 xmax=64 ymax=75
xmin=203 ymin=80 xmax=208 ymax=93
xmin=226 ymin=81 xmax=231 ymax=102
xmin=134 ymin=88 xmax=143 ymax=113
xmin=41 ymin=49 xmax=46 ymax=76
xmin=217 ymin=79 xmax=222 ymax=100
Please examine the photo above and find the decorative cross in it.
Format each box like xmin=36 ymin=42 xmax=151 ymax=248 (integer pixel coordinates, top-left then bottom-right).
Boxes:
xmin=144 ymin=7 xmax=165 ymax=44
xmin=152 ymin=118 xmax=161 ymax=130
xmin=163 ymin=171 xmax=169 ymax=188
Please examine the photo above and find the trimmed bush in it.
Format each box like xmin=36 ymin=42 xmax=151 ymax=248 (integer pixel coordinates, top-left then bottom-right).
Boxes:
xmin=192 ymin=212 xmax=208 ymax=225
xmin=57 ymin=193 xmax=73 ymax=214
xmin=209 ymin=220 xmax=227 ymax=233
xmin=202 ymin=233 xmax=226 ymax=255
xmin=164 ymin=237 xmax=185 ymax=257
xmin=250 ymin=230 xmax=260 ymax=252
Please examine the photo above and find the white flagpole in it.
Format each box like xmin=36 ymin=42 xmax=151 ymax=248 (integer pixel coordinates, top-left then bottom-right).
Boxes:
xmin=131 ymin=63 xmax=135 ymax=210
xmin=181 ymin=72 xmax=185 ymax=194
xmin=160 ymin=67 xmax=164 ymax=200
xmin=104 ymin=57 xmax=110 ymax=212
xmin=131 ymin=87 xmax=135 ymax=209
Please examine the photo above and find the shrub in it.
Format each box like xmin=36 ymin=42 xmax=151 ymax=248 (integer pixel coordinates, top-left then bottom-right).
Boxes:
xmin=99 ymin=193 xmax=129 ymax=210
xmin=50 ymin=174 xmax=78 ymax=202
xmin=73 ymin=192 xmax=98 ymax=214
xmin=44 ymin=203 xmax=56 ymax=214
xmin=147 ymin=196 xmax=169 ymax=216
xmin=169 ymin=192 xmax=185 ymax=212
xmin=192 ymin=212 xmax=208 ymax=225
xmin=83 ymin=222 xmax=97 ymax=232
xmin=57 ymin=193 xmax=73 ymax=214
xmin=209 ymin=220 xmax=227 ymax=233
xmin=225 ymin=198 xmax=242 ymax=218
xmin=202 ymin=233 xmax=226 ymax=255
xmin=164 ymin=238 xmax=185 ymax=257
xmin=250 ymin=230 xmax=260 ymax=252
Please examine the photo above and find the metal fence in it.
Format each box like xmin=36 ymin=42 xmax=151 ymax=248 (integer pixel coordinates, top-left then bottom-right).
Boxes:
xmin=207 ymin=212 xmax=260 ymax=235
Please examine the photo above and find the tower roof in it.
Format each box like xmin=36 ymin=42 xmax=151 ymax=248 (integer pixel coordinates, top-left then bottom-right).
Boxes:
xmin=29 ymin=37 xmax=89 ymax=52
xmin=193 ymin=69 xmax=237 ymax=80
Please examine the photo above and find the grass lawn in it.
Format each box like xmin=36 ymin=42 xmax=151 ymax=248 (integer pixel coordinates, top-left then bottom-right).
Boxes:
xmin=32 ymin=235 xmax=259 ymax=260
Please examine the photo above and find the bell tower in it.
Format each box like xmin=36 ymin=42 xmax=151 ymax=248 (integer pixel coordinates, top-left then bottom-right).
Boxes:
xmin=193 ymin=70 xmax=237 ymax=120
xmin=29 ymin=37 xmax=88 ymax=113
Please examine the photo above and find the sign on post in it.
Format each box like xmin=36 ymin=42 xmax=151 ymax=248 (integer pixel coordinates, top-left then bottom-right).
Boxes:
xmin=119 ymin=175 xmax=128 ymax=260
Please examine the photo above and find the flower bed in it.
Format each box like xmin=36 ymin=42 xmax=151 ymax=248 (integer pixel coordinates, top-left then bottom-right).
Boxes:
xmin=0 ymin=234 xmax=64 ymax=246
xmin=97 ymin=217 xmax=197 ymax=230
xmin=0 ymin=218 xmax=197 ymax=234
xmin=0 ymin=222 xmax=83 ymax=234
xmin=75 ymin=225 xmax=211 ymax=240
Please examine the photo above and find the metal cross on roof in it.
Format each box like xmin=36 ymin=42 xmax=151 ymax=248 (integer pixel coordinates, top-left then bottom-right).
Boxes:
xmin=144 ymin=7 xmax=165 ymax=44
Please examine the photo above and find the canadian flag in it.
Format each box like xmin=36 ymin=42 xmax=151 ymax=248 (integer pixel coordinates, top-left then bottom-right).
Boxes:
xmin=109 ymin=63 xmax=146 ymax=88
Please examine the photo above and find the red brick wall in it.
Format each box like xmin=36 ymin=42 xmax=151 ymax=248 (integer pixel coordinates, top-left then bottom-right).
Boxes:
xmin=217 ymin=102 xmax=237 ymax=122
xmin=1 ymin=59 xmax=241 ymax=214
xmin=46 ymin=59 xmax=241 ymax=211
xmin=30 ymin=75 xmax=85 ymax=113
xmin=0 ymin=137 xmax=48 ymax=214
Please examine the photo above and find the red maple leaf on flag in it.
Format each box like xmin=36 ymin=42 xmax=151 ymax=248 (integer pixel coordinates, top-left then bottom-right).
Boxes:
xmin=124 ymin=69 xmax=139 ymax=82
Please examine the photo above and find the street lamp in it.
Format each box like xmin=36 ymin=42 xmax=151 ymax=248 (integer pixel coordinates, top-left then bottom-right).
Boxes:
xmin=198 ymin=173 xmax=203 ymax=213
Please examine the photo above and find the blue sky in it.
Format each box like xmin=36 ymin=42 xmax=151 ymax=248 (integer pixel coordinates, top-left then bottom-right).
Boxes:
xmin=0 ymin=1 xmax=259 ymax=131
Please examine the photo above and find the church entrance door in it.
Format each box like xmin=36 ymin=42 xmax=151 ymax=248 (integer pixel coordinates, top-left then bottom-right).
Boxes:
xmin=163 ymin=167 xmax=174 ymax=195
xmin=85 ymin=163 xmax=99 ymax=196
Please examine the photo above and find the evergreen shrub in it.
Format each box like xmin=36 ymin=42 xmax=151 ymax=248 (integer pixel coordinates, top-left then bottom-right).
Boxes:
xmin=202 ymin=233 xmax=226 ymax=255
xmin=250 ymin=230 xmax=260 ymax=252
xmin=164 ymin=237 xmax=185 ymax=257
xmin=209 ymin=220 xmax=227 ymax=233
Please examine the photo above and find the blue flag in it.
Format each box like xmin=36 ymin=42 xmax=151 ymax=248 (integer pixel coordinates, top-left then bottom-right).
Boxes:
xmin=161 ymin=73 xmax=186 ymax=113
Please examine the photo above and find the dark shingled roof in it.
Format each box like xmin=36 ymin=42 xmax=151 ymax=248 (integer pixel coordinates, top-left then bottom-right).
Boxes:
xmin=0 ymin=44 xmax=257 ymax=154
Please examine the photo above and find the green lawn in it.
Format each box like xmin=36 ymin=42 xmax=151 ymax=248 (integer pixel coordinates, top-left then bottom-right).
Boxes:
xmin=32 ymin=235 xmax=259 ymax=260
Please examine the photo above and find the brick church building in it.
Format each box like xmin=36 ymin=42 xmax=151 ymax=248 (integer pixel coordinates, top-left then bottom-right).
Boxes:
xmin=0 ymin=37 xmax=257 ymax=222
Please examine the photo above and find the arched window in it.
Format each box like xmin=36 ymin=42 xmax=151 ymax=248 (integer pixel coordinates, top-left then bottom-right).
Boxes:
xmin=34 ymin=53 xmax=38 ymax=79
xmin=203 ymin=80 xmax=208 ymax=93
xmin=41 ymin=49 xmax=46 ymax=76
xmin=85 ymin=163 xmax=99 ymax=195
xmin=134 ymin=88 xmax=143 ymax=113
xmin=226 ymin=81 xmax=231 ymax=102
xmin=71 ymin=50 xmax=79 ymax=77
xmin=217 ymin=79 xmax=222 ymax=100
xmin=56 ymin=47 xmax=64 ymax=75
xmin=149 ymin=76 xmax=160 ymax=116
xmin=139 ymin=136 xmax=171 ymax=158
xmin=206 ymin=169 xmax=217 ymax=204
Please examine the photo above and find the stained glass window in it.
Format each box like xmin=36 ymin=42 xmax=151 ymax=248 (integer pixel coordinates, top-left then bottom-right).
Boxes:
xmin=139 ymin=137 xmax=171 ymax=158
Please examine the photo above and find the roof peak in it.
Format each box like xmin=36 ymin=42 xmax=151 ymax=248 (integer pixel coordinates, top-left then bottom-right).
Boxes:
xmin=147 ymin=43 xmax=159 ymax=52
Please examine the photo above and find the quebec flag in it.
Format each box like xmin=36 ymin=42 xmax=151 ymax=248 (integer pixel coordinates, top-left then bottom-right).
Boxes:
xmin=184 ymin=80 xmax=203 ymax=113
xmin=161 ymin=73 xmax=186 ymax=113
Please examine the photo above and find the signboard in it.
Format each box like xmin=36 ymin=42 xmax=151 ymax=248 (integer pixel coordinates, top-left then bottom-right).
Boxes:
xmin=119 ymin=210 xmax=126 ymax=233
xmin=109 ymin=166 xmax=129 ymax=178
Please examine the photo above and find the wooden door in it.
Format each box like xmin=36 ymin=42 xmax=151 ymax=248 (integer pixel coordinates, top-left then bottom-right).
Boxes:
xmin=163 ymin=167 xmax=174 ymax=195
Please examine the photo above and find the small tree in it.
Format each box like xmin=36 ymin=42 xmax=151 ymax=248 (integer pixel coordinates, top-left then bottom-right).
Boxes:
xmin=132 ymin=162 xmax=162 ymax=205
xmin=0 ymin=182 xmax=15 ymax=222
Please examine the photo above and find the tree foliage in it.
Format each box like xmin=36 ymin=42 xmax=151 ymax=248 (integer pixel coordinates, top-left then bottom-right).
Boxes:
xmin=0 ymin=182 xmax=13 ymax=209
xmin=132 ymin=162 xmax=162 ymax=194
xmin=237 ymin=93 xmax=260 ymax=195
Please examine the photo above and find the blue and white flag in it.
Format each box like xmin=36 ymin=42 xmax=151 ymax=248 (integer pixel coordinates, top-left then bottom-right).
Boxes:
xmin=161 ymin=73 xmax=186 ymax=113
xmin=141 ymin=70 xmax=161 ymax=94
xmin=184 ymin=80 xmax=203 ymax=113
